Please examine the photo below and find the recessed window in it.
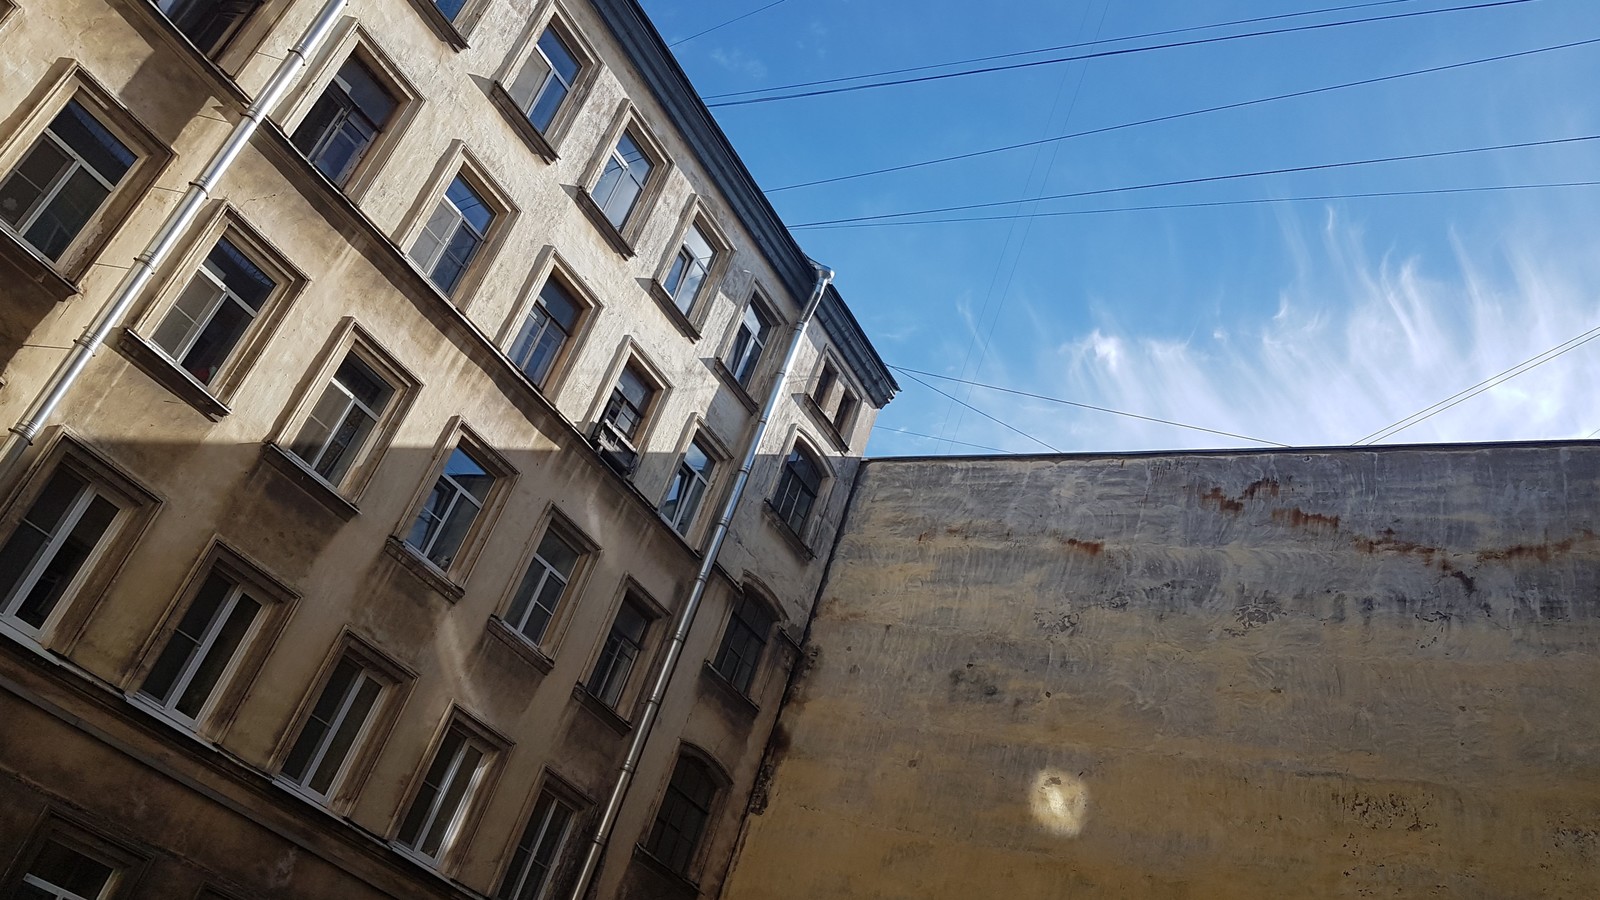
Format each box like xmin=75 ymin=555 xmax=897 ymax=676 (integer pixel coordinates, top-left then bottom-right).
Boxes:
xmin=291 ymin=57 xmax=397 ymax=188
xmin=156 ymin=0 xmax=262 ymax=56
xmin=280 ymin=652 xmax=392 ymax=802
xmin=711 ymin=591 xmax=774 ymax=695
xmin=395 ymin=719 xmax=497 ymax=864
xmin=771 ymin=446 xmax=823 ymax=536
xmin=590 ymin=131 xmax=653 ymax=229
xmin=411 ymin=174 xmax=494 ymax=296
xmin=662 ymin=223 xmax=715 ymax=315
xmin=138 ymin=566 xmax=262 ymax=726
xmin=497 ymin=787 xmax=577 ymax=900
xmin=661 ymin=436 xmax=715 ymax=537
xmin=504 ymin=527 xmax=582 ymax=646
xmin=0 ymin=466 xmax=124 ymax=637
xmin=19 ymin=837 xmax=123 ymax=900
xmin=509 ymin=277 xmax=582 ymax=389
xmin=0 ymin=99 xmax=136 ymax=262
xmin=599 ymin=364 xmax=654 ymax=444
xmin=507 ymin=27 xmax=581 ymax=134
xmin=288 ymin=352 xmax=396 ymax=488
xmin=644 ymin=753 xmax=720 ymax=878
xmin=724 ymin=301 xmax=773 ymax=389
xmin=405 ymin=445 xmax=495 ymax=571
xmin=585 ymin=595 xmax=650 ymax=710
xmin=147 ymin=237 xmax=274 ymax=385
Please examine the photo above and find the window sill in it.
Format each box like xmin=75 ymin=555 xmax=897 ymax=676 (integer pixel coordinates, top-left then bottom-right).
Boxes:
xmin=762 ymin=500 xmax=816 ymax=561
xmin=647 ymin=280 xmax=703 ymax=341
xmin=699 ymin=660 xmax=759 ymax=719
xmin=571 ymin=681 xmax=632 ymax=736
xmin=486 ymin=615 xmax=554 ymax=674
xmin=116 ymin=328 xmax=233 ymax=420
xmin=488 ymin=85 xmax=559 ymax=163
xmin=259 ymin=443 xmax=361 ymax=521
xmin=630 ymin=844 xmax=702 ymax=897
xmin=710 ymin=359 xmax=759 ymax=414
xmin=400 ymin=0 xmax=469 ymax=50
xmin=573 ymin=190 xmax=636 ymax=259
xmin=383 ymin=536 xmax=467 ymax=602
xmin=800 ymin=393 xmax=851 ymax=454
xmin=123 ymin=691 xmax=217 ymax=750
xmin=0 ymin=226 xmax=78 ymax=302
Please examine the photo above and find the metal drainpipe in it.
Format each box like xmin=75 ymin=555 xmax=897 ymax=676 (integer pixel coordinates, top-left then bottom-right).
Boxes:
xmin=0 ymin=0 xmax=350 ymax=486
xmin=568 ymin=261 xmax=836 ymax=900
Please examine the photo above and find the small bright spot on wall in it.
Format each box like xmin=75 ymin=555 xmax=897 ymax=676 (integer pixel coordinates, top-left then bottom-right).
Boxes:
xmin=1030 ymin=769 xmax=1090 ymax=837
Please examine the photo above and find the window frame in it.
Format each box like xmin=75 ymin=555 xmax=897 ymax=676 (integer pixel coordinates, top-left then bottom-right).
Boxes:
xmin=575 ymin=103 xmax=671 ymax=255
xmin=0 ymin=66 xmax=171 ymax=281
xmin=273 ymin=630 xmax=413 ymax=811
xmin=121 ymin=205 xmax=305 ymax=417
xmin=154 ymin=0 xmax=264 ymax=60
xmin=0 ymin=433 xmax=159 ymax=652
xmin=641 ymin=748 xmax=730 ymax=882
xmin=391 ymin=707 xmax=509 ymax=871
xmin=802 ymin=353 xmax=864 ymax=450
xmin=649 ymin=201 xmax=732 ymax=335
xmin=392 ymin=419 xmax=516 ymax=590
xmin=587 ymin=343 xmax=670 ymax=476
xmin=494 ymin=509 xmax=596 ymax=659
xmin=710 ymin=586 xmax=778 ymax=697
xmin=494 ymin=771 xmax=589 ymax=900
xmin=582 ymin=582 xmax=663 ymax=716
xmin=126 ymin=540 xmax=297 ymax=738
xmin=719 ymin=291 xmax=780 ymax=394
xmin=496 ymin=247 xmax=600 ymax=401
xmin=279 ymin=28 xmax=420 ymax=202
xmin=767 ymin=435 xmax=832 ymax=547
xmin=3 ymin=814 xmax=148 ymax=900
xmin=490 ymin=3 xmax=599 ymax=160
xmin=659 ymin=424 xmax=728 ymax=544
xmin=399 ymin=143 xmax=516 ymax=303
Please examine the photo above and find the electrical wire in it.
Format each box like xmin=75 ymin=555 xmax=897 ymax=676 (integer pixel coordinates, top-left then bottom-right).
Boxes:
xmin=1354 ymin=324 xmax=1600 ymax=444
xmin=668 ymin=0 xmax=789 ymax=48
xmin=894 ymin=365 xmax=1290 ymax=447
xmin=705 ymin=0 xmax=1537 ymax=108
xmin=897 ymin=370 xmax=1062 ymax=452
xmin=769 ymin=36 xmax=1600 ymax=193
xmin=793 ymin=181 xmax=1600 ymax=230
xmin=793 ymin=134 xmax=1600 ymax=228
xmin=874 ymin=427 xmax=1012 ymax=454
xmin=703 ymin=0 xmax=1425 ymax=101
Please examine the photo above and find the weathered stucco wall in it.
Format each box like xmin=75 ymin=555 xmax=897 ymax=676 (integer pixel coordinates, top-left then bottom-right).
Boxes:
xmin=726 ymin=444 xmax=1600 ymax=899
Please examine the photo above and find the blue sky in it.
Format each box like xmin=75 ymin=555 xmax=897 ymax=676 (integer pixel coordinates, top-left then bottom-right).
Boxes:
xmin=639 ymin=0 xmax=1600 ymax=456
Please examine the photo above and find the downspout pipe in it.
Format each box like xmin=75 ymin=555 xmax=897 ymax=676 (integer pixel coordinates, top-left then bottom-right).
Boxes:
xmin=568 ymin=261 xmax=836 ymax=900
xmin=0 ymin=0 xmax=350 ymax=486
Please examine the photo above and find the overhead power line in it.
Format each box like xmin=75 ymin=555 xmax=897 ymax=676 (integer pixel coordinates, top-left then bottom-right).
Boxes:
xmin=705 ymin=0 xmax=1424 ymax=101
xmin=705 ymin=0 xmax=1537 ymax=108
xmin=668 ymin=0 xmax=788 ymax=48
xmin=794 ymin=133 xmax=1600 ymax=228
xmin=794 ymin=181 xmax=1600 ymax=230
xmin=1354 ymin=324 xmax=1600 ymax=444
xmin=874 ymin=427 xmax=1012 ymax=454
xmin=894 ymin=365 xmax=1289 ymax=447
xmin=897 ymin=370 xmax=1062 ymax=452
xmin=770 ymin=36 xmax=1600 ymax=193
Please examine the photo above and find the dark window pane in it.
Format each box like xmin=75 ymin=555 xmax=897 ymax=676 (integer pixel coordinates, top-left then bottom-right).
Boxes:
xmin=28 ymin=839 xmax=114 ymax=898
xmin=14 ymin=494 xmax=117 ymax=629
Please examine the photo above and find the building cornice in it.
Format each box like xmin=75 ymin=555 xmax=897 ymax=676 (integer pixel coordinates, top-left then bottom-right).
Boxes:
xmin=587 ymin=0 xmax=898 ymax=408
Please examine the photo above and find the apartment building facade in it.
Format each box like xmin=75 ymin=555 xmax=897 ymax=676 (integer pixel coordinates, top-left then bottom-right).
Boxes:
xmin=0 ymin=0 xmax=893 ymax=896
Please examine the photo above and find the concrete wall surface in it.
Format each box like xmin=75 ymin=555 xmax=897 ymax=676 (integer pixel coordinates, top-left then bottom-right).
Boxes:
xmin=724 ymin=443 xmax=1600 ymax=899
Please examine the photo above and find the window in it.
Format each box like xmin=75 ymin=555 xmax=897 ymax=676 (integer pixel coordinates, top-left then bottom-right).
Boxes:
xmin=833 ymin=390 xmax=860 ymax=435
xmin=497 ymin=787 xmax=576 ymax=900
xmin=504 ymin=527 xmax=581 ymax=646
xmin=288 ymin=352 xmax=396 ymax=488
xmin=661 ymin=437 xmax=715 ymax=537
xmin=811 ymin=361 xmax=837 ymax=409
xmin=598 ymin=364 xmax=654 ymax=444
xmin=509 ymin=277 xmax=582 ymax=388
xmin=507 ymin=27 xmax=581 ymax=134
xmin=724 ymin=301 xmax=773 ymax=388
xmin=395 ymin=719 xmax=496 ymax=864
xmin=290 ymin=57 xmax=397 ymax=188
xmin=280 ymin=653 xmax=390 ymax=801
xmin=147 ymin=237 xmax=273 ymax=385
xmin=18 ymin=837 xmax=122 ymax=900
xmin=712 ymin=591 xmax=774 ymax=695
xmin=662 ymin=223 xmax=714 ymax=315
xmin=156 ymin=0 xmax=262 ymax=56
xmin=590 ymin=131 xmax=652 ymax=229
xmin=405 ymin=445 xmax=495 ymax=571
xmin=138 ymin=566 xmax=262 ymax=726
xmin=771 ymin=446 xmax=823 ymax=537
xmin=433 ymin=0 xmax=466 ymax=23
xmin=0 ymin=99 xmax=135 ymax=262
xmin=585 ymin=595 xmax=649 ymax=709
xmin=644 ymin=754 xmax=719 ymax=878
xmin=410 ymin=174 xmax=493 ymax=295
xmin=0 ymin=467 xmax=123 ymax=637
xmin=808 ymin=358 xmax=861 ymax=440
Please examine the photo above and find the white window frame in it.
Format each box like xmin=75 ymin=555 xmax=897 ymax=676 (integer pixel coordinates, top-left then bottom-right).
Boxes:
xmin=136 ymin=572 xmax=263 ymax=729
xmin=282 ymin=659 xmax=386 ymax=800
xmin=503 ymin=525 xmax=582 ymax=646
xmin=497 ymin=783 xmax=579 ymax=900
xmin=406 ymin=446 xmax=491 ymax=568
xmin=411 ymin=173 xmax=494 ymax=295
xmin=724 ymin=296 xmax=776 ymax=389
xmin=585 ymin=591 xmax=655 ymax=710
xmin=661 ymin=434 xmax=716 ymax=537
xmin=147 ymin=236 xmax=274 ymax=384
xmin=393 ymin=713 xmax=505 ymax=868
xmin=288 ymin=351 xmax=396 ymax=489
xmin=0 ymin=101 xmax=131 ymax=259
xmin=0 ymin=467 xmax=127 ymax=641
